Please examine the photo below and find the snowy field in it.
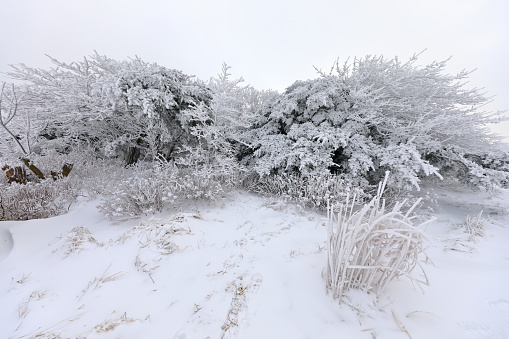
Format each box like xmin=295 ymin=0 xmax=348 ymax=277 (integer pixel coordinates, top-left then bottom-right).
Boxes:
xmin=1 ymin=187 xmax=508 ymax=339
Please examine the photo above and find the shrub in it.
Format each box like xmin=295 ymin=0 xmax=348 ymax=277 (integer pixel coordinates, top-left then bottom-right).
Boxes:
xmin=0 ymin=152 xmax=83 ymax=220
xmin=0 ymin=145 xmax=245 ymax=221
xmin=99 ymin=157 xmax=244 ymax=220
xmin=247 ymin=54 xmax=507 ymax=192
xmin=98 ymin=162 xmax=181 ymax=219
xmin=459 ymin=211 xmax=486 ymax=241
xmin=7 ymin=53 xmax=214 ymax=164
xmin=0 ymin=178 xmax=78 ymax=221
xmin=244 ymin=171 xmax=369 ymax=210
xmin=325 ymin=174 xmax=430 ymax=301
xmin=0 ymin=151 xmax=128 ymax=220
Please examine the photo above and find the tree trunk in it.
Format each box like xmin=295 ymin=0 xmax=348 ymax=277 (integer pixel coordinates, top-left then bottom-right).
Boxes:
xmin=125 ymin=146 xmax=141 ymax=166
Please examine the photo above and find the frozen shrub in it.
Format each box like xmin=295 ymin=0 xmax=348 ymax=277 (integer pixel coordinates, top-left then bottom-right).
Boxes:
xmin=247 ymin=54 xmax=507 ymax=192
xmin=245 ymin=171 xmax=369 ymax=210
xmin=7 ymin=53 xmax=213 ymax=164
xmin=325 ymin=174 xmax=430 ymax=301
xmin=99 ymin=157 xmax=244 ymax=220
xmin=178 ymin=166 xmax=236 ymax=201
xmin=0 ymin=178 xmax=78 ymax=221
xmin=0 ymin=151 xmax=131 ymax=220
xmin=459 ymin=211 xmax=486 ymax=241
xmin=0 ymin=152 xmax=83 ymax=221
xmin=98 ymin=161 xmax=181 ymax=219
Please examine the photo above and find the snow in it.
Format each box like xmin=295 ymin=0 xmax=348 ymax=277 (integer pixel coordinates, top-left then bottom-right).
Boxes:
xmin=1 ymin=188 xmax=508 ymax=338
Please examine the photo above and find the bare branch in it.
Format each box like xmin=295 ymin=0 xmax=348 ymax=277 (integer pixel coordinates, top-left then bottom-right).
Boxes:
xmin=0 ymin=82 xmax=29 ymax=155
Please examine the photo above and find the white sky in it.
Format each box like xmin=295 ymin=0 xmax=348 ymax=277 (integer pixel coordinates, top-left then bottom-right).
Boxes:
xmin=1 ymin=0 xmax=508 ymax=139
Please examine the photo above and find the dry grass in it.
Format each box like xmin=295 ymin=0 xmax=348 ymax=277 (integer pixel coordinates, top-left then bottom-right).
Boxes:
xmin=245 ymin=172 xmax=368 ymax=211
xmin=221 ymin=277 xmax=249 ymax=339
xmin=460 ymin=211 xmax=486 ymax=241
xmin=325 ymin=173 xmax=431 ymax=301
xmin=79 ymin=265 xmax=125 ymax=300
xmin=18 ymin=290 xmax=46 ymax=319
xmin=94 ymin=312 xmax=144 ymax=333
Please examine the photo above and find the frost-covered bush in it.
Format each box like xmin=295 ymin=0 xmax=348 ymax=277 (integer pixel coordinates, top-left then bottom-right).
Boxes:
xmin=466 ymin=150 xmax=509 ymax=189
xmin=325 ymin=175 xmax=430 ymax=301
xmin=178 ymin=161 xmax=244 ymax=200
xmin=7 ymin=53 xmax=214 ymax=164
xmin=0 ymin=178 xmax=78 ymax=221
xmin=6 ymin=56 xmax=261 ymax=190
xmin=475 ymin=150 xmax=509 ymax=174
xmin=459 ymin=211 xmax=486 ymax=241
xmin=245 ymin=172 xmax=368 ymax=210
xmin=207 ymin=63 xmax=278 ymax=161
xmin=0 ymin=151 xmax=131 ymax=220
xmin=248 ymin=54 xmax=508 ymax=192
xmin=99 ymin=157 xmax=243 ymax=220
xmin=98 ymin=161 xmax=181 ymax=219
xmin=0 ymin=153 xmax=77 ymax=221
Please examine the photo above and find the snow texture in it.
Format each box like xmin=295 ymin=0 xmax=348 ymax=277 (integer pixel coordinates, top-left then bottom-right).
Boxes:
xmin=1 ymin=188 xmax=508 ymax=338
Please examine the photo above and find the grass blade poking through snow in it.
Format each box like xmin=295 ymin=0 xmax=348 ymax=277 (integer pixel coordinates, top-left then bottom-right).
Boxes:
xmin=325 ymin=172 xmax=431 ymax=302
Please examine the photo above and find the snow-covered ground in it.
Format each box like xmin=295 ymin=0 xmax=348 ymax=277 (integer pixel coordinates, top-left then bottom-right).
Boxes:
xmin=1 ymin=188 xmax=508 ymax=338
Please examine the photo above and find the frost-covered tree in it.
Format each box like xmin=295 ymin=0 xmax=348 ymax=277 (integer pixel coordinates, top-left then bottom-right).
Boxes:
xmin=171 ymin=63 xmax=278 ymax=183
xmin=6 ymin=53 xmax=213 ymax=164
xmin=206 ymin=63 xmax=278 ymax=162
xmin=248 ymin=54 xmax=508 ymax=190
xmin=95 ymin=60 xmax=213 ymax=164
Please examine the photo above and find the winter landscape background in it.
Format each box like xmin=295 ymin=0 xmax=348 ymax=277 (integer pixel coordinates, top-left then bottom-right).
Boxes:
xmin=1 ymin=1 xmax=509 ymax=338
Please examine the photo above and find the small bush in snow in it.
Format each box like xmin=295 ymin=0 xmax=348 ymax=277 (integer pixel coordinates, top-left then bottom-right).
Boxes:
xmin=459 ymin=211 xmax=486 ymax=241
xmin=325 ymin=174 xmax=430 ymax=301
xmin=99 ymin=157 xmax=243 ymax=220
xmin=98 ymin=161 xmax=181 ymax=219
xmin=0 ymin=151 xmax=130 ymax=220
xmin=245 ymin=172 xmax=369 ymax=210
xmin=0 ymin=178 xmax=78 ymax=221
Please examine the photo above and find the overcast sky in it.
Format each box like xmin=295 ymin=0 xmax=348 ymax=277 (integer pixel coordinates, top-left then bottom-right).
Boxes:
xmin=1 ymin=0 xmax=508 ymax=138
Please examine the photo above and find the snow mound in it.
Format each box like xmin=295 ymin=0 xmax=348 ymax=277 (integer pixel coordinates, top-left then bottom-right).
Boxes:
xmin=0 ymin=227 xmax=14 ymax=262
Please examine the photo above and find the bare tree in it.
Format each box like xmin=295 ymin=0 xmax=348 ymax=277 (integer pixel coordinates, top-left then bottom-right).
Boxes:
xmin=0 ymin=82 xmax=29 ymax=155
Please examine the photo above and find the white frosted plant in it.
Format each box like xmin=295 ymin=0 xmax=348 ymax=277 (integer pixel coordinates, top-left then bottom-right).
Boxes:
xmin=325 ymin=174 xmax=431 ymax=301
xmin=248 ymin=172 xmax=368 ymax=210
xmin=6 ymin=53 xmax=214 ymax=164
xmin=460 ymin=211 xmax=486 ymax=241
xmin=248 ymin=53 xmax=508 ymax=192
xmin=98 ymin=160 xmax=181 ymax=220
xmin=98 ymin=156 xmax=241 ymax=220
xmin=0 ymin=177 xmax=79 ymax=221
